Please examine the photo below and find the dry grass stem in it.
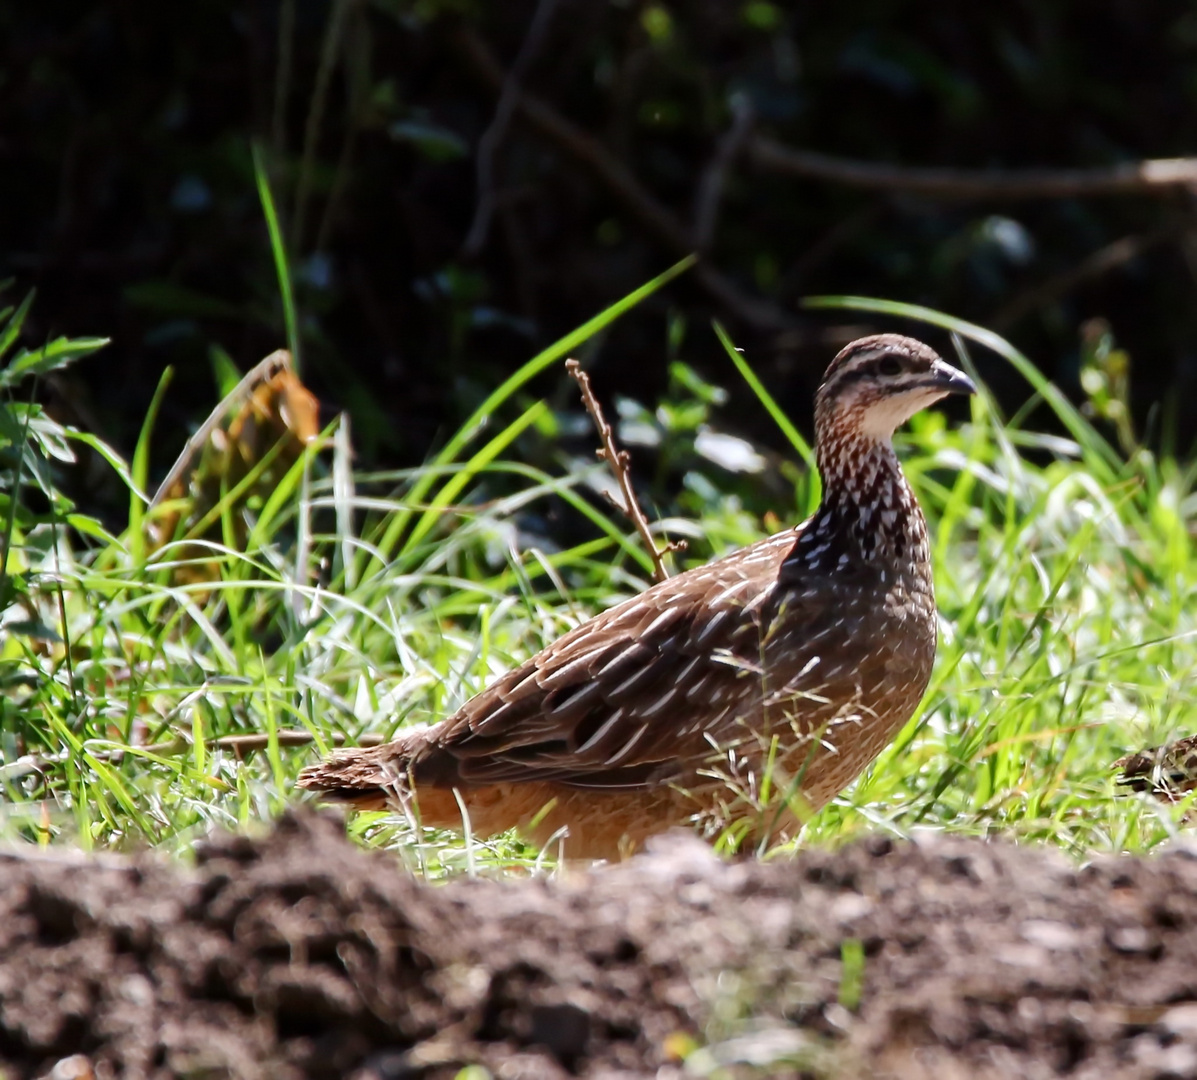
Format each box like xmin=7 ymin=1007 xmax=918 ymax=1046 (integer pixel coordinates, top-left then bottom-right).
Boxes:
xmin=565 ymin=358 xmax=685 ymax=583
xmin=749 ymin=137 xmax=1197 ymax=199
xmin=3 ymin=730 xmax=386 ymax=777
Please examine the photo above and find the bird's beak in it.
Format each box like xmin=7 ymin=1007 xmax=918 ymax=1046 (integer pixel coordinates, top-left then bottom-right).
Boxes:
xmin=928 ymin=360 xmax=977 ymax=396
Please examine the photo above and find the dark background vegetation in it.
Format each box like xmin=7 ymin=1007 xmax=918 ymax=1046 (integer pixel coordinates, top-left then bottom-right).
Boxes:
xmin=6 ymin=0 xmax=1197 ymax=483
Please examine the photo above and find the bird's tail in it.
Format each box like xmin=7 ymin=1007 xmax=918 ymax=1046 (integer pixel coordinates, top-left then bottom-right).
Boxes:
xmin=296 ymin=726 xmax=434 ymax=807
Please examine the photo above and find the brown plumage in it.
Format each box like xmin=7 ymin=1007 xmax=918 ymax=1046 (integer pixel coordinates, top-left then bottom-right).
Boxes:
xmin=1116 ymin=735 xmax=1197 ymax=802
xmin=298 ymin=334 xmax=976 ymax=857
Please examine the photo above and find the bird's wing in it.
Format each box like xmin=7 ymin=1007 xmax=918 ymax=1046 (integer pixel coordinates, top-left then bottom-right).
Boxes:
xmin=1115 ymin=734 xmax=1197 ymax=797
xmin=412 ymin=531 xmax=859 ymax=790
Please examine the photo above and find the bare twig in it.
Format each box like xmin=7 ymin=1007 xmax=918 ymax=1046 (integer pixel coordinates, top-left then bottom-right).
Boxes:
xmin=315 ymin=6 xmax=373 ymax=253
xmin=498 ymin=193 xmax=542 ymax=325
xmin=991 ymin=226 xmax=1175 ymax=330
xmin=693 ymin=93 xmax=755 ymax=252
xmin=748 ymin=136 xmax=1197 ymax=200
xmin=291 ymin=0 xmax=352 ymax=252
xmin=461 ymin=0 xmax=562 ymax=257
xmin=451 ymin=28 xmax=685 ymax=249
xmin=1 ymin=730 xmax=386 ymax=778
xmin=271 ymin=0 xmax=296 ymax=157
xmin=778 ymin=201 xmax=886 ymax=291
xmin=314 ymin=118 xmax=362 ymax=254
xmin=207 ymin=729 xmax=383 ymax=758
xmin=565 ymin=359 xmax=684 ymax=583
xmin=451 ymin=26 xmax=794 ymax=331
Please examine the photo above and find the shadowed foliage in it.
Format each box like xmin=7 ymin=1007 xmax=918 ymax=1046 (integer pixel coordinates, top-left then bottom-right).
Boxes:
xmin=5 ymin=1 xmax=1197 ymax=483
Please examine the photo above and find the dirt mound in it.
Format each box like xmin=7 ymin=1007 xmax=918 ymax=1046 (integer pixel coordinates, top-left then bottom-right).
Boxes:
xmin=5 ymin=814 xmax=1197 ymax=1079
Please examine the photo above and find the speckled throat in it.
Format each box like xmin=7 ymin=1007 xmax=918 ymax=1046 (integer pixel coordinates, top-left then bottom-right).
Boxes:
xmin=784 ymin=429 xmax=931 ymax=578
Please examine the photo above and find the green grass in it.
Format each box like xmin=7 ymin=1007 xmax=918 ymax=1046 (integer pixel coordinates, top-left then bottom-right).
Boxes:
xmin=2 ymin=273 xmax=1195 ymax=872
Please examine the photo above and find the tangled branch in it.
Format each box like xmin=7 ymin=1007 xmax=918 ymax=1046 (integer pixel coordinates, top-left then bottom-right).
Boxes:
xmin=748 ymin=138 xmax=1197 ymax=200
xmin=451 ymin=26 xmax=794 ymax=331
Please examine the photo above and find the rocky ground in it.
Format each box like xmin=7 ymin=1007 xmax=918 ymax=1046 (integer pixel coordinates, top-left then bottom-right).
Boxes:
xmin=5 ymin=812 xmax=1197 ymax=1079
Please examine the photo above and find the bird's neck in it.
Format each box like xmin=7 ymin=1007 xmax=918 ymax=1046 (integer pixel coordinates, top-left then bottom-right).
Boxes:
xmin=816 ymin=427 xmax=905 ymax=510
xmin=790 ymin=427 xmax=927 ymax=571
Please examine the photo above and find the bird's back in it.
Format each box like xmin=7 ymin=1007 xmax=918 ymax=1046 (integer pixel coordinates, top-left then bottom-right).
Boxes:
xmin=297 ymin=332 xmax=972 ymax=856
xmin=300 ymin=515 xmax=937 ymax=835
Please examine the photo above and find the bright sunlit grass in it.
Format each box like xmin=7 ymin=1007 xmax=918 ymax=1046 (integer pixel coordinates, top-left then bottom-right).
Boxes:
xmin=2 ymin=271 xmax=1195 ymax=872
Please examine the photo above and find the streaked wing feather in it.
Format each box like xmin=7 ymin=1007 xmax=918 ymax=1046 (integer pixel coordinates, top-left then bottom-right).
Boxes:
xmin=410 ymin=530 xmax=862 ymax=790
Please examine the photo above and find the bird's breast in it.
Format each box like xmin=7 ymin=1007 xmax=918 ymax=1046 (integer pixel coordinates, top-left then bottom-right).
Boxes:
xmin=761 ymin=563 xmax=937 ymax=721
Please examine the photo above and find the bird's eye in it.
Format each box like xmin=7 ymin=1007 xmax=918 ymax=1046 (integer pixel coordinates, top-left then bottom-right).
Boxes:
xmin=877 ymin=356 xmax=902 ymax=376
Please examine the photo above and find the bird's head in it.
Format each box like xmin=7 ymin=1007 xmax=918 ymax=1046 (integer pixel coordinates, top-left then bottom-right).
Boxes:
xmin=815 ymin=334 xmax=976 ymax=445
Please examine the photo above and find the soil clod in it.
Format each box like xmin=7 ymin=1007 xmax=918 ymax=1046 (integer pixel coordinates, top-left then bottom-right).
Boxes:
xmin=7 ymin=813 xmax=1197 ymax=1078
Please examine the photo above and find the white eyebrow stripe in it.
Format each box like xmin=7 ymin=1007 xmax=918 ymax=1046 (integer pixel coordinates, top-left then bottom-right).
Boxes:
xmin=710 ymin=581 xmax=748 ymax=607
xmin=505 ymin=668 xmax=541 ymax=697
xmin=743 ymin=585 xmax=772 ymax=614
xmin=542 ymin=650 xmax=604 ymax=688
xmin=596 ymin=647 xmax=642 ymax=677
xmin=608 ymin=662 xmax=656 ymax=699
xmin=472 ymin=699 xmax=515 ymax=731
xmin=694 ymin=610 xmax=728 ymax=646
xmin=640 ymin=607 xmax=682 ymax=638
xmin=606 ymin=722 xmax=650 ymax=765
xmin=546 ymin=679 xmax=604 ymax=716
xmin=637 ymin=686 xmax=680 ymax=720
xmin=576 ymin=707 xmax=626 ymax=754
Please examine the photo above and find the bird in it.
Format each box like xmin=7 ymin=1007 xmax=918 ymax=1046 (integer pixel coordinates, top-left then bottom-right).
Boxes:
xmin=298 ymin=334 xmax=976 ymax=858
xmin=1115 ymin=735 xmax=1197 ymax=802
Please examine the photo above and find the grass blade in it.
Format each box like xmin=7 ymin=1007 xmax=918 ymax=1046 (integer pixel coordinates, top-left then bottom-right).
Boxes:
xmin=713 ymin=319 xmax=821 ymax=507
xmin=370 ymin=255 xmax=696 ymax=569
xmin=252 ymin=142 xmax=301 ymax=370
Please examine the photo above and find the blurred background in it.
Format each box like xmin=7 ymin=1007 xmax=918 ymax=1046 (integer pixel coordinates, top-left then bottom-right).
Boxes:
xmin=6 ymin=0 xmax=1197 ymax=484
